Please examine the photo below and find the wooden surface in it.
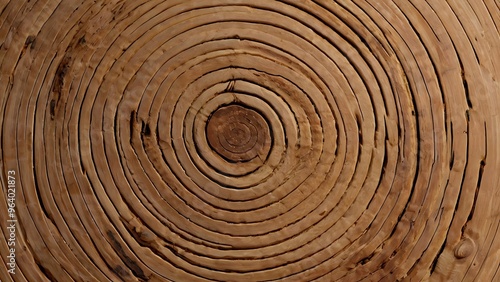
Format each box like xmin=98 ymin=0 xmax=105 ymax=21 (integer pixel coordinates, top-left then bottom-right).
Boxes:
xmin=0 ymin=0 xmax=499 ymax=281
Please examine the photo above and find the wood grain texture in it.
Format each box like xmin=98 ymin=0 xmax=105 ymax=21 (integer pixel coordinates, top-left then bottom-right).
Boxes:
xmin=0 ymin=0 xmax=499 ymax=281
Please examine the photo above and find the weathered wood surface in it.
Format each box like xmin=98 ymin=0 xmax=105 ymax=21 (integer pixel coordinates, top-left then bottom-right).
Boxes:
xmin=0 ymin=0 xmax=499 ymax=281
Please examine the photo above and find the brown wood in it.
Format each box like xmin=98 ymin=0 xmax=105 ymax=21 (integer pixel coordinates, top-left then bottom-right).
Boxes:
xmin=0 ymin=0 xmax=499 ymax=281
xmin=207 ymin=104 xmax=270 ymax=162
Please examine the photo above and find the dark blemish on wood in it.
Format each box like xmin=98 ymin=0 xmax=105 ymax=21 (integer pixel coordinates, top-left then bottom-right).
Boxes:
xmin=141 ymin=121 xmax=151 ymax=136
xmin=113 ymin=265 xmax=130 ymax=278
xmin=52 ymin=55 xmax=71 ymax=94
xmin=78 ymin=35 xmax=86 ymax=46
xmin=107 ymin=230 xmax=148 ymax=280
xmin=25 ymin=35 xmax=36 ymax=49
xmin=36 ymin=260 xmax=57 ymax=281
xmin=49 ymin=55 xmax=72 ymax=119
xmin=358 ymin=253 xmax=375 ymax=265
xmin=49 ymin=99 xmax=56 ymax=119
xmin=130 ymin=111 xmax=136 ymax=136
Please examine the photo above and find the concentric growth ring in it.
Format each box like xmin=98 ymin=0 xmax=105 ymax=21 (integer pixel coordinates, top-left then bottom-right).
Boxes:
xmin=206 ymin=104 xmax=270 ymax=163
xmin=0 ymin=1 xmax=499 ymax=281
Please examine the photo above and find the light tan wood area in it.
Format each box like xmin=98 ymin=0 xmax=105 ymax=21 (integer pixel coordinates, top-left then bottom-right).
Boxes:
xmin=0 ymin=1 xmax=499 ymax=281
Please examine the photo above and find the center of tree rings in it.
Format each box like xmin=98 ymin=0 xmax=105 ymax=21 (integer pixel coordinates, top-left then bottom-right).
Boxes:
xmin=206 ymin=104 xmax=270 ymax=162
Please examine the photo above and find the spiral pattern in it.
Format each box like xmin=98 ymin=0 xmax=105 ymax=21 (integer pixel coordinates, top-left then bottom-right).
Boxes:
xmin=1 ymin=0 xmax=499 ymax=281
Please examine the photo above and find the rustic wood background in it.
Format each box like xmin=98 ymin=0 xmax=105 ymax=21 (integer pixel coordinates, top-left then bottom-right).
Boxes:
xmin=1 ymin=0 xmax=499 ymax=281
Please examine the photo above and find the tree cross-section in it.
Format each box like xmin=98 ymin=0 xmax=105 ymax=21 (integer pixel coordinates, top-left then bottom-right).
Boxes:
xmin=0 ymin=1 xmax=499 ymax=281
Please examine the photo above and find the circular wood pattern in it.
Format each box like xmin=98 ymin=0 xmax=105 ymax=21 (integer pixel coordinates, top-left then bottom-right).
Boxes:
xmin=206 ymin=104 xmax=270 ymax=162
xmin=0 ymin=1 xmax=499 ymax=281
